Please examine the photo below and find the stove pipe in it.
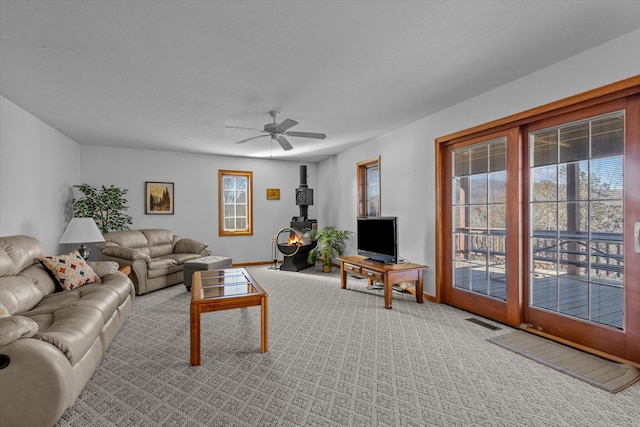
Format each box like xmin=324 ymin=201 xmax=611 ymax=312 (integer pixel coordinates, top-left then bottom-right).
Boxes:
xmin=295 ymin=165 xmax=313 ymax=220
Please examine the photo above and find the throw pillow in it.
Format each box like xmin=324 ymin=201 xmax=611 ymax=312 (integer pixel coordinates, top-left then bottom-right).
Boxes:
xmin=40 ymin=250 xmax=99 ymax=290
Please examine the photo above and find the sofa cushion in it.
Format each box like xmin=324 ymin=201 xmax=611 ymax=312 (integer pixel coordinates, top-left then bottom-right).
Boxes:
xmin=40 ymin=251 xmax=99 ymax=290
xmin=174 ymin=238 xmax=208 ymax=254
xmin=32 ymin=305 xmax=103 ymax=365
xmin=98 ymin=246 xmax=151 ymax=262
xmin=20 ymin=263 xmax=59 ymax=296
xmin=147 ymin=264 xmax=181 ymax=279
xmin=0 ymin=247 xmax=17 ymax=276
xmin=0 ymin=275 xmax=45 ymax=315
xmin=149 ymin=244 xmax=174 ymax=258
xmin=147 ymin=258 xmax=178 ymax=270
xmin=99 ymin=229 xmax=149 ymax=248
xmin=168 ymin=253 xmax=205 ymax=265
xmin=140 ymin=229 xmax=174 ymax=246
xmin=0 ymin=315 xmax=38 ymax=347
xmin=90 ymin=277 xmax=133 ymax=306
xmin=0 ymin=235 xmax=46 ymax=274
xmin=20 ymin=278 xmax=132 ymax=325
xmin=140 ymin=229 xmax=175 ymax=257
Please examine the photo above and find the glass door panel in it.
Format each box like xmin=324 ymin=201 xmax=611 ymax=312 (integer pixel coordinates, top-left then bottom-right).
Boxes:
xmin=452 ymin=137 xmax=507 ymax=301
xmin=528 ymin=111 xmax=624 ymax=329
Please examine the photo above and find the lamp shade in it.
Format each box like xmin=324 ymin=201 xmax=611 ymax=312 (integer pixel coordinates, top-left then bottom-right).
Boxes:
xmin=59 ymin=218 xmax=105 ymax=244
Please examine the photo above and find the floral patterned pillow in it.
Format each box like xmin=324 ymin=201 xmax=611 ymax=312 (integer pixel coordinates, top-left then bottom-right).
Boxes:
xmin=40 ymin=250 xmax=99 ymax=290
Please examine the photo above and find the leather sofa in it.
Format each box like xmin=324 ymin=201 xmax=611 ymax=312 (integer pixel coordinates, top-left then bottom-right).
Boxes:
xmin=96 ymin=229 xmax=208 ymax=295
xmin=0 ymin=235 xmax=135 ymax=427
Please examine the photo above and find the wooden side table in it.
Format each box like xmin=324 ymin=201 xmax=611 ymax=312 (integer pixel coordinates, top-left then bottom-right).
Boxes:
xmin=118 ymin=265 xmax=131 ymax=276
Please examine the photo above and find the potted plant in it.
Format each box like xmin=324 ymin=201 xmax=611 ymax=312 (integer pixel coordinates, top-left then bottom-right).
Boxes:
xmin=71 ymin=183 xmax=133 ymax=233
xmin=305 ymin=226 xmax=353 ymax=272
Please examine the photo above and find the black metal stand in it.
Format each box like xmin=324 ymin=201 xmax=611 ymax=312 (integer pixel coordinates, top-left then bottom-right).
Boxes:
xmin=268 ymin=235 xmax=279 ymax=270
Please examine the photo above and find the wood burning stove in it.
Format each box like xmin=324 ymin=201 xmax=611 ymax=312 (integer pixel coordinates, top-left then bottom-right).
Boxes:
xmin=277 ymin=165 xmax=317 ymax=271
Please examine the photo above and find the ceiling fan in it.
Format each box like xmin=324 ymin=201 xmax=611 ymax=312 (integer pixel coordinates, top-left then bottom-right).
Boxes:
xmin=226 ymin=111 xmax=326 ymax=151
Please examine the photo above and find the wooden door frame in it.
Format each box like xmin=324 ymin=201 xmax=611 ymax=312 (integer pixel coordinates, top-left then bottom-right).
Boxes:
xmin=435 ymin=75 xmax=640 ymax=363
xmin=521 ymin=98 xmax=629 ymax=358
xmin=436 ymin=128 xmax=522 ymax=326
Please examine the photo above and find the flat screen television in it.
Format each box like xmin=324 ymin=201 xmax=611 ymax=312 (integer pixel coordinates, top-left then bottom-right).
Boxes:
xmin=357 ymin=216 xmax=398 ymax=264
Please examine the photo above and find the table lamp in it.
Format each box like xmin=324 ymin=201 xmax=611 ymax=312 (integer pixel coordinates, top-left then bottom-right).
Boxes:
xmin=59 ymin=218 xmax=105 ymax=259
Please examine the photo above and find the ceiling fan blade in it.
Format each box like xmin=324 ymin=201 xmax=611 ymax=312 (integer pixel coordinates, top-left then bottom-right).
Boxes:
xmin=286 ymin=131 xmax=326 ymax=140
xmin=234 ymin=135 xmax=269 ymax=144
xmin=274 ymin=119 xmax=298 ymax=133
xmin=275 ymin=135 xmax=293 ymax=151
xmin=226 ymin=125 xmax=266 ymax=132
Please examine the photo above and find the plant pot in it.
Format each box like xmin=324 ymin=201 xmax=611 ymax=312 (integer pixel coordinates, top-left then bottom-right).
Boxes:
xmin=323 ymin=265 xmax=332 ymax=273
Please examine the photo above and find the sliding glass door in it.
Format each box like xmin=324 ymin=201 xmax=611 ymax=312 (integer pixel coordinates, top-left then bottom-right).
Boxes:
xmin=521 ymin=100 xmax=640 ymax=359
xmin=528 ymin=111 xmax=624 ymax=329
xmin=437 ymin=81 xmax=640 ymax=363
xmin=444 ymin=129 xmax=522 ymax=325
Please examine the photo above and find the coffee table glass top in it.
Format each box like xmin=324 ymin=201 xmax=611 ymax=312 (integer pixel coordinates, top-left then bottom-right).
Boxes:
xmin=196 ymin=268 xmax=264 ymax=299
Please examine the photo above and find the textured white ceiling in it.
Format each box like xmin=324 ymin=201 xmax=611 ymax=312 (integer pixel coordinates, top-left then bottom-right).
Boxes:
xmin=2 ymin=1 xmax=640 ymax=161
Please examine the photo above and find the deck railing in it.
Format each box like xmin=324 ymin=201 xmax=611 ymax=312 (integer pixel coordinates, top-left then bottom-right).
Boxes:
xmin=454 ymin=228 xmax=623 ymax=278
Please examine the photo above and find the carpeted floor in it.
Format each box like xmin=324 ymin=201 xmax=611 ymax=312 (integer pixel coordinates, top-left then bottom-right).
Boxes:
xmin=57 ymin=266 xmax=640 ymax=426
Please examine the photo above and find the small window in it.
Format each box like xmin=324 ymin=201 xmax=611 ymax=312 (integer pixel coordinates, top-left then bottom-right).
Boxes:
xmin=357 ymin=156 xmax=380 ymax=217
xmin=218 ymin=170 xmax=253 ymax=236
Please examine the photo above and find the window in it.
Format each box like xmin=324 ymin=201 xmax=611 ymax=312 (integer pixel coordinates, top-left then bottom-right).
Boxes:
xmin=357 ymin=156 xmax=380 ymax=217
xmin=218 ymin=170 xmax=253 ymax=236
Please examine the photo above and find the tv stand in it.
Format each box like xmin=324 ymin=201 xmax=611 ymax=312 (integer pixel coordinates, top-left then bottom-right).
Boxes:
xmin=337 ymin=255 xmax=428 ymax=309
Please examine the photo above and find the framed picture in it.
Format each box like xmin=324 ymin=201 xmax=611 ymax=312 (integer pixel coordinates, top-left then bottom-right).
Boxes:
xmin=266 ymin=188 xmax=280 ymax=200
xmin=145 ymin=181 xmax=174 ymax=214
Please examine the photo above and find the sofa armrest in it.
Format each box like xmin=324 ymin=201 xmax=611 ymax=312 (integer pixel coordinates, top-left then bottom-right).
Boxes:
xmin=174 ymin=238 xmax=208 ymax=254
xmin=0 ymin=338 xmax=75 ymax=427
xmin=87 ymin=261 xmax=120 ymax=277
xmin=99 ymin=246 xmax=150 ymax=262
xmin=96 ymin=255 xmax=147 ymax=295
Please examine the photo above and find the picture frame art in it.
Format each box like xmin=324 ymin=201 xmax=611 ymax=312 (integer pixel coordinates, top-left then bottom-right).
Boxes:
xmin=266 ymin=188 xmax=280 ymax=200
xmin=146 ymin=181 xmax=174 ymax=214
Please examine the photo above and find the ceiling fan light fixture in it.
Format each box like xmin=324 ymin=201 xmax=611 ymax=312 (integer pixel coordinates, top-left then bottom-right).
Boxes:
xmin=229 ymin=112 xmax=326 ymax=151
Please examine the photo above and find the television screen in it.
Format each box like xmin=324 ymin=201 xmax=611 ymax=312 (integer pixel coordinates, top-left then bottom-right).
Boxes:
xmin=357 ymin=217 xmax=398 ymax=264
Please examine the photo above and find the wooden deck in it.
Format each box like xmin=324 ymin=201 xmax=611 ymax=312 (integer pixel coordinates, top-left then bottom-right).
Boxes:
xmin=454 ymin=266 xmax=623 ymax=329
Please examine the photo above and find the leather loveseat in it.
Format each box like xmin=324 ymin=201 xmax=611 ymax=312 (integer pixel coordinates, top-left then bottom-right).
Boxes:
xmin=96 ymin=229 xmax=208 ymax=295
xmin=0 ymin=235 xmax=135 ymax=427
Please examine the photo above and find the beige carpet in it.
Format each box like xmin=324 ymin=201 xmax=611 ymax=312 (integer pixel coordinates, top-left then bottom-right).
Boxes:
xmin=488 ymin=330 xmax=640 ymax=393
xmin=55 ymin=266 xmax=640 ymax=426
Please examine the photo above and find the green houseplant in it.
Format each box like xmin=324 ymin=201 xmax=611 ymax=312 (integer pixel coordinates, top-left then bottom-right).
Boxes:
xmin=304 ymin=226 xmax=353 ymax=272
xmin=71 ymin=183 xmax=133 ymax=233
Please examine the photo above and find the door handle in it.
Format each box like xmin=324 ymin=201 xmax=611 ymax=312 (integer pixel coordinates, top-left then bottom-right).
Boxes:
xmin=635 ymin=221 xmax=640 ymax=253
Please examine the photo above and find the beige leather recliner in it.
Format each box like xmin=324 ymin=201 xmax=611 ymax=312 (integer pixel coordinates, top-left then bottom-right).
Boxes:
xmin=96 ymin=229 xmax=208 ymax=295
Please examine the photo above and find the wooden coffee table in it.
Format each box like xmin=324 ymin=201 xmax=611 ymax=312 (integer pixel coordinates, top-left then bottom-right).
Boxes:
xmin=190 ymin=268 xmax=268 ymax=366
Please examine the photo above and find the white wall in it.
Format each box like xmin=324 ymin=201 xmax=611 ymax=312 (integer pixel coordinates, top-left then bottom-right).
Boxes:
xmin=3 ymin=28 xmax=639 ymax=272
xmin=0 ymin=95 xmax=81 ymax=253
xmin=319 ymin=29 xmax=640 ymax=297
xmin=79 ymin=145 xmax=319 ymax=264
